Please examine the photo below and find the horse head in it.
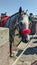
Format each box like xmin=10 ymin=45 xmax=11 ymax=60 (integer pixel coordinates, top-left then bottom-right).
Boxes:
xmin=16 ymin=11 xmax=31 ymax=43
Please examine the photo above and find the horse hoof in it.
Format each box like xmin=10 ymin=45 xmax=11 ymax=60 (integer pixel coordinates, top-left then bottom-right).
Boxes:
xmin=9 ymin=54 xmax=14 ymax=58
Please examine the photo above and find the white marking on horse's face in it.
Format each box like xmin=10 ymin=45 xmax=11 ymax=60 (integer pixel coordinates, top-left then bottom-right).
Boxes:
xmin=19 ymin=14 xmax=29 ymax=29
xmin=18 ymin=14 xmax=30 ymax=41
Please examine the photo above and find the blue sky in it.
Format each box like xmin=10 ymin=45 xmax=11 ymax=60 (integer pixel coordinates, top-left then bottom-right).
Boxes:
xmin=0 ymin=0 xmax=37 ymax=15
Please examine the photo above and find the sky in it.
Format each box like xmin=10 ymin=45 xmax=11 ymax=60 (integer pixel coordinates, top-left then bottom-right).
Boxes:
xmin=0 ymin=0 xmax=37 ymax=16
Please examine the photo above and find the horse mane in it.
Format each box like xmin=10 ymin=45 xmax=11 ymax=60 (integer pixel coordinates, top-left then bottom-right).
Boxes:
xmin=10 ymin=12 xmax=19 ymax=18
xmin=4 ymin=11 xmax=25 ymax=27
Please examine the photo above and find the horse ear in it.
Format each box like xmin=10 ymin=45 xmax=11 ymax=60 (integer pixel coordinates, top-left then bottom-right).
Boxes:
xmin=19 ymin=7 xmax=22 ymax=14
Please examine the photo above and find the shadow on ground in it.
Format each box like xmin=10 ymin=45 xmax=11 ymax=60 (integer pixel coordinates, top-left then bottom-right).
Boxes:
xmin=30 ymin=36 xmax=37 ymax=43
xmin=16 ymin=46 xmax=37 ymax=57
xmin=33 ymin=41 xmax=37 ymax=43
xmin=30 ymin=36 xmax=37 ymax=40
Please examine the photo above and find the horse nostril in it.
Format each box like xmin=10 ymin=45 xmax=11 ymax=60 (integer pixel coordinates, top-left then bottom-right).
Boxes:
xmin=21 ymin=35 xmax=29 ymax=43
xmin=25 ymin=39 xmax=28 ymax=43
xmin=22 ymin=37 xmax=28 ymax=43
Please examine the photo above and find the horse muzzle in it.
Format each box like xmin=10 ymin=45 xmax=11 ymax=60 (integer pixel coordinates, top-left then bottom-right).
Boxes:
xmin=20 ymin=29 xmax=31 ymax=34
xmin=20 ymin=29 xmax=31 ymax=43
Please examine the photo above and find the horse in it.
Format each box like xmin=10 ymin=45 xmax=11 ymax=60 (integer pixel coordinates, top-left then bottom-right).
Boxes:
xmin=0 ymin=8 xmax=31 ymax=57
xmin=2 ymin=11 xmax=31 ymax=57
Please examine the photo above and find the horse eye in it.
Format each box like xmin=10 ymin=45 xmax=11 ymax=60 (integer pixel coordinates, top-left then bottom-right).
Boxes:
xmin=20 ymin=22 xmax=23 ymax=25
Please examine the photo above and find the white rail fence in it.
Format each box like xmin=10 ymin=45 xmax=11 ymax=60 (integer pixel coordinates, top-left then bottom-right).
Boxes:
xmin=12 ymin=34 xmax=36 ymax=65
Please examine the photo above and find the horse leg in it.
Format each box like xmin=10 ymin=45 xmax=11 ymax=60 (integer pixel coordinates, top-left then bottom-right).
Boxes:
xmin=9 ymin=39 xmax=14 ymax=57
xmin=10 ymin=42 xmax=12 ymax=57
xmin=9 ymin=32 xmax=14 ymax=57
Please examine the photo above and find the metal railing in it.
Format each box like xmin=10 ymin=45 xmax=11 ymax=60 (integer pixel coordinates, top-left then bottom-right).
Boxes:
xmin=12 ymin=34 xmax=36 ymax=65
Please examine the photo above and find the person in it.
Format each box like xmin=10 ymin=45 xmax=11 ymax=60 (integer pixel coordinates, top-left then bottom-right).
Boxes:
xmin=0 ymin=17 xmax=1 ymax=26
xmin=29 ymin=13 xmax=33 ymax=30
